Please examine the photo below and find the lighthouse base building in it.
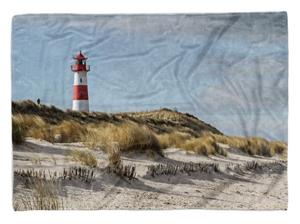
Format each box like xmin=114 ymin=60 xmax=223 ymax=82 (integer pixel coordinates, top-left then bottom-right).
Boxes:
xmin=71 ymin=51 xmax=90 ymax=112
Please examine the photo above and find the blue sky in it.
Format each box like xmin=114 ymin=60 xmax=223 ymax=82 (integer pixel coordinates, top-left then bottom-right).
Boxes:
xmin=12 ymin=13 xmax=288 ymax=141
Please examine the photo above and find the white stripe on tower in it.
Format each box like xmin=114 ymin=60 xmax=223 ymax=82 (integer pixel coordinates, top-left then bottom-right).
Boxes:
xmin=74 ymin=72 xmax=88 ymax=85
xmin=72 ymin=99 xmax=89 ymax=111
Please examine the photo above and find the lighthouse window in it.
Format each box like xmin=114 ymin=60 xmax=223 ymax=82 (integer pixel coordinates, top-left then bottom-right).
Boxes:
xmin=80 ymin=78 xmax=82 ymax=83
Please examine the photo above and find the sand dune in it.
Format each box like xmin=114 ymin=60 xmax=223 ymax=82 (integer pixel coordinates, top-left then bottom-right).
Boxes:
xmin=13 ymin=138 xmax=287 ymax=210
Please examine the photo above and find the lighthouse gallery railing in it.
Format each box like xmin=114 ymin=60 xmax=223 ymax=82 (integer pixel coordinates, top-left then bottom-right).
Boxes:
xmin=71 ymin=64 xmax=90 ymax=72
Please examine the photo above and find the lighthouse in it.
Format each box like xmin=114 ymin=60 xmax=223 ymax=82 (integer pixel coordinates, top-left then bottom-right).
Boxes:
xmin=71 ymin=51 xmax=90 ymax=112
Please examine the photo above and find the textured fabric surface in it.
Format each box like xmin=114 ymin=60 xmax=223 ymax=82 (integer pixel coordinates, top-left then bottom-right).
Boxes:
xmin=12 ymin=13 xmax=288 ymax=210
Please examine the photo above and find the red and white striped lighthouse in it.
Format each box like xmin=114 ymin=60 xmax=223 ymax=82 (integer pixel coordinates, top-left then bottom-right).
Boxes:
xmin=71 ymin=51 xmax=90 ymax=112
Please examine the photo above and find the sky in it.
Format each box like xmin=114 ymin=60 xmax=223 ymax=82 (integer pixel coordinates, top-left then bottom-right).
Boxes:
xmin=11 ymin=13 xmax=288 ymax=141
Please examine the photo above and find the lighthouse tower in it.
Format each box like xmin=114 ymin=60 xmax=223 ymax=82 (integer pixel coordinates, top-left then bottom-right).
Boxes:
xmin=71 ymin=51 xmax=90 ymax=112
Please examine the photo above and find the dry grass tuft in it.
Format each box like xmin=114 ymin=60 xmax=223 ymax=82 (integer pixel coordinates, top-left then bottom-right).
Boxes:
xmin=12 ymin=115 xmax=26 ymax=144
xmin=182 ymin=135 xmax=227 ymax=156
xmin=269 ymin=141 xmax=287 ymax=154
xmin=156 ymin=131 xmax=192 ymax=149
xmin=70 ymin=150 xmax=98 ymax=168
xmin=12 ymin=114 xmax=87 ymax=143
xmin=14 ymin=178 xmax=63 ymax=210
xmin=12 ymin=114 xmax=53 ymax=142
xmin=105 ymin=143 xmax=136 ymax=180
xmin=156 ymin=131 xmax=227 ymax=156
xmin=212 ymin=134 xmax=287 ymax=157
xmin=52 ymin=121 xmax=87 ymax=143
xmin=85 ymin=122 xmax=162 ymax=154
xmin=107 ymin=142 xmax=122 ymax=169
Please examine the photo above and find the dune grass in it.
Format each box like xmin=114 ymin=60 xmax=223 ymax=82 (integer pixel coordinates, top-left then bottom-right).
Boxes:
xmin=12 ymin=114 xmax=162 ymax=155
xmin=12 ymin=114 xmax=87 ymax=143
xmin=14 ymin=178 xmax=63 ymax=210
xmin=12 ymin=115 xmax=26 ymax=144
xmin=106 ymin=142 xmax=122 ymax=169
xmin=12 ymin=114 xmax=55 ymax=143
xmin=155 ymin=131 xmax=287 ymax=157
xmin=156 ymin=131 xmax=227 ymax=156
xmin=269 ymin=141 xmax=287 ymax=154
xmin=69 ymin=150 xmax=98 ymax=168
xmin=52 ymin=121 xmax=87 ymax=143
xmin=156 ymin=131 xmax=192 ymax=149
xmin=12 ymin=114 xmax=287 ymax=158
xmin=181 ymin=135 xmax=227 ymax=156
xmin=12 ymin=101 xmax=287 ymax=158
xmin=85 ymin=122 xmax=162 ymax=154
xmin=211 ymin=134 xmax=287 ymax=157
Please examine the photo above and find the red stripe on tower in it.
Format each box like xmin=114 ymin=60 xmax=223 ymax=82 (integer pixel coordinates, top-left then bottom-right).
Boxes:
xmin=73 ymin=85 xmax=89 ymax=100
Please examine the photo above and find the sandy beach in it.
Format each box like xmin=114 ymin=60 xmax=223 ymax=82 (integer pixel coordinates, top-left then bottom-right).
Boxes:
xmin=13 ymin=138 xmax=287 ymax=210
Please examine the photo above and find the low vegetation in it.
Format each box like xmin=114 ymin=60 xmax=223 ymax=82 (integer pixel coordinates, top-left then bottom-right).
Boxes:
xmin=105 ymin=144 xmax=136 ymax=180
xmin=182 ymin=135 xmax=228 ymax=156
xmin=269 ymin=141 xmax=287 ymax=154
xmin=86 ymin=122 xmax=162 ymax=154
xmin=12 ymin=100 xmax=287 ymax=158
xmin=211 ymin=134 xmax=287 ymax=157
xmin=155 ymin=131 xmax=287 ymax=157
xmin=107 ymin=143 xmax=122 ymax=169
xmin=12 ymin=114 xmax=87 ymax=144
xmin=14 ymin=177 xmax=63 ymax=210
xmin=70 ymin=150 xmax=98 ymax=168
xmin=53 ymin=121 xmax=87 ymax=143
xmin=156 ymin=131 xmax=192 ymax=149
xmin=12 ymin=115 xmax=26 ymax=144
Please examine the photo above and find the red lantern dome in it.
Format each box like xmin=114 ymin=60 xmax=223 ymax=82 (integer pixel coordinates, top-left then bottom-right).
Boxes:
xmin=73 ymin=50 xmax=87 ymax=60
xmin=71 ymin=51 xmax=90 ymax=72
